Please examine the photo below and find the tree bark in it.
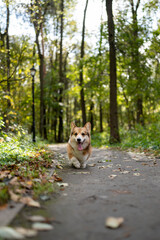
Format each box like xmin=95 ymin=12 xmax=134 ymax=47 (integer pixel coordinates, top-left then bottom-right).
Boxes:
xmin=99 ymin=101 xmax=103 ymax=132
xmin=6 ymin=0 xmax=10 ymax=108
xmin=106 ymin=0 xmax=120 ymax=143
xmin=79 ymin=0 xmax=88 ymax=125
xmin=58 ymin=0 xmax=64 ymax=142
xmin=129 ymin=0 xmax=144 ymax=126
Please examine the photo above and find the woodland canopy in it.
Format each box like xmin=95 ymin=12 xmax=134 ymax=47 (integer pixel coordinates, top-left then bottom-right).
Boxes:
xmin=0 ymin=0 xmax=160 ymax=145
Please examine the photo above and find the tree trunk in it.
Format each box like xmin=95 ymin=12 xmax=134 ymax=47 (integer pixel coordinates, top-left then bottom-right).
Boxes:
xmin=137 ymin=97 xmax=144 ymax=125
xmin=99 ymin=101 xmax=103 ymax=132
xmin=6 ymin=0 xmax=10 ymax=108
xmin=106 ymin=0 xmax=120 ymax=143
xmin=90 ymin=101 xmax=94 ymax=131
xmin=79 ymin=0 xmax=88 ymax=125
xmin=129 ymin=0 xmax=144 ymax=126
xmin=58 ymin=0 xmax=64 ymax=142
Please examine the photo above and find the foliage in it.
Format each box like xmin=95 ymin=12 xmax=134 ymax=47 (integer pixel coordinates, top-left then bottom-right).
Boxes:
xmin=92 ymin=123 xmax=160 ymax=156
xmin=0 ymin=0 xmax=160 ymax=143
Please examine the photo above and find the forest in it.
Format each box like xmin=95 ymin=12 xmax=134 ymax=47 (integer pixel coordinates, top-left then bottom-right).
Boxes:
xmin=0 ymin=0 xmax=160 ymax=150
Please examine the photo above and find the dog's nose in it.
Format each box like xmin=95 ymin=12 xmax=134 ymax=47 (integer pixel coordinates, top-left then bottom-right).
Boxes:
xmin=77 ymin=138 xmax=81 ymax=142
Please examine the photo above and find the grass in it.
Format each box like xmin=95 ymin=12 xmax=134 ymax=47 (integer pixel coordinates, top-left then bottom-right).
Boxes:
xmin=92 ymin=123 xmax=160 ymax=156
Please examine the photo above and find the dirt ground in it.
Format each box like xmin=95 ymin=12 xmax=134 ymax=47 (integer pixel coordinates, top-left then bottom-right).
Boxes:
xmin=11 ymin=144 xmax=160 ymax=240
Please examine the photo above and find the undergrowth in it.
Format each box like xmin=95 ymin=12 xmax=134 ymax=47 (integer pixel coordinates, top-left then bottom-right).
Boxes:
xmin=0 ymin=123 xmax=58 ymax=205
xmin=92 ymin=123 xmax=160 ymax=156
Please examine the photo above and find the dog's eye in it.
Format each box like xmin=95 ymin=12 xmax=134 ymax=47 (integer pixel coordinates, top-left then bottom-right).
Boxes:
xmin=75 ymin=133 xmax=78 ymax=136
xmin=82 ymin=133 xmax=85 ymax=136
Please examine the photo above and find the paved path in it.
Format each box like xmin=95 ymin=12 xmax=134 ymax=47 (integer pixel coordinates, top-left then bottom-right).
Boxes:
xmin=12 ymin=144 xmax=160 ymax=240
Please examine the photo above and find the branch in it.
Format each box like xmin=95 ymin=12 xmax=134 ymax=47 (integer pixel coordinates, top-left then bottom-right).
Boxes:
xmin=0 ymin=77 xmax=27 ymax=84
xmin=136 ymin=0 xmax=141 ymax=11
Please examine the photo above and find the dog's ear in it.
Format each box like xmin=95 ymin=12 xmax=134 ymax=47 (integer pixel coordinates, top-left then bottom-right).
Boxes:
xmin=71 ymin=122 xmax=76 ymax=130
xmin=71 ymin=122 xmax=76 ymax=135
xmin=84 ymin=122 xmax=91 ymax=133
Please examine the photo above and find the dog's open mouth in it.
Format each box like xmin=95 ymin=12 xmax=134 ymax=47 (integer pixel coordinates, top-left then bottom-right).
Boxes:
xmin=77 ymin=141 xmax=85 ymax=151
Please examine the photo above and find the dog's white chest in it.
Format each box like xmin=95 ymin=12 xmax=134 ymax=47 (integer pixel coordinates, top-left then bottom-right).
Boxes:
xmin=73 ymin=149 xmax=89 ymax=162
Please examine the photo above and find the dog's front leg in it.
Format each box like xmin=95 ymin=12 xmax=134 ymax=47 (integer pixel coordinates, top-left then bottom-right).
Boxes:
xmin=71 ymin=157 xmax=81 ymax=169
xmin=81 ymin=162 xmax=87 ymax=169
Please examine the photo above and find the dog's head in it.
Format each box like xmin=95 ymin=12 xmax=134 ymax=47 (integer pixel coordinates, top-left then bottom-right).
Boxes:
xmin=69 ymin=122 xmax=91 ymax=151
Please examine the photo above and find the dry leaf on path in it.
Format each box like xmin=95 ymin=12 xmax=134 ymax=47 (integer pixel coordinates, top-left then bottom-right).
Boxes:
xmin=108 ymin=175 xmax=117 ymax=179
xmin=0 ymin=204 xmax=8 ymax=210
xmin=56 ymin=164 xmax=63 ymax=169
xmin=57 ymin=183 xmax=69 ymax=187
xmin=20 ymin=197 xmax=40 ymax=207
xmin=32 ymin=223 xmax=54 ymax=231
xmin=27 ymin=215 xmax=46 ymax=222
xmin=112 ymin=169 xmax=121 ymax=172
xmin=121 ymin=171 xmax=130 ymax=174
xmin=53 ymin=174 xmax=63 ymax=182
xmin=105 ymin=217 xmax=124 ymax=229
xmin=88 ymin=163 xmax=96 ymax=167
xmin=27 ymin=215 xmax=55 ymax=223
xmin=0 ymin=227 xmax=24 ymax=239
xmin=15 ymin=227 xmax=37 ymax=237
xmin=98 ymin=166 xmax=108 ymax=169
xmin=133 ymin=173 xmax=141 ymax=176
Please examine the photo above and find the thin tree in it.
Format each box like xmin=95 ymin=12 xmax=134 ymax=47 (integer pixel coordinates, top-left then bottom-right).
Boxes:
xmin=79 ymin=0 xmax=88 ymax=125
xmin=30 ymin=0 xmax=48 ymax=139
xmin=129 ymin=0 xmax=144 ymax=125
xmin=105 ymin=0 xmax=120 ymax=143
xmin=58 ymin=0 xmax=64 ymax=142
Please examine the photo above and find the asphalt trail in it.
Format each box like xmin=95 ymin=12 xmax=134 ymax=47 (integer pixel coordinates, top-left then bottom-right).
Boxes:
xmin=12 ymin=144 xmax=160 ymax=240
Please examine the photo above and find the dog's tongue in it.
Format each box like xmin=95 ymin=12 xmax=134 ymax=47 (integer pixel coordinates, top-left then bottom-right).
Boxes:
xmin=78 ymin=143 xmax=83 ymax=151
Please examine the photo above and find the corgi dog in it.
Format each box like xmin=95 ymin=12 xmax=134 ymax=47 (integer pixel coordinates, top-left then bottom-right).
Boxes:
xmin=67 ymin=122 xmax=92 ymax=169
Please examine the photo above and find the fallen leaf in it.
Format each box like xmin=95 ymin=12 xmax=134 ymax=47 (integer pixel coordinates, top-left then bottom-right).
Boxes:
xmin=116 ymin=164 xmax=121 ymax=167
xmin=9 ymin=190 xmax=20 ymax=202
xmin=88 ymin=163 xmax=96 ymax=167
xmin=57 ymin=183 xmax=69 ymax=187
xmin=56 ymin=164 xmax=63 ymax=169
xmin=15 ymin=227 xmax=37 ymax=237
xmin=33 ymin=178 xmax=41 ymax=183
xmin=27 ymin=215 xmax=46 ymax=222
xmin=107 ymin=164 xmax=113 ymax=168
xmin=97 ymin=160 xmax=106 ymax=163
xmin=108 ymin=175 xmax=117 ymax=179
xmin=32 ymin=223 xmax=54 ymax=231
xmin=105 ymin=217 xmax=124 ymax=229
xmin=112 ymin=169 xmax=121 ymax=172
xmin=27 ymin=215 xmax=55 ymax=224
xmin=133 ymin=173 xmax=140 ymax=176
xmin=98 ymin=166 xmax=108 ymax=169
xmin=9 ymin=177 xmax=19 ymax=186
xmin=53 ymin=174 xmax=63 ymax=182
xmin=0 ymin=204 xmax=8 ymax=210
xmin=20 ymin=197 xmax=40 ymax=207
xmin=0 ymin=227 xmax=24 ymax=239
xmin=141 ymin=163 xmax=149 ymax=166
xmin=121 ymin=171 xmax=130 ymax=174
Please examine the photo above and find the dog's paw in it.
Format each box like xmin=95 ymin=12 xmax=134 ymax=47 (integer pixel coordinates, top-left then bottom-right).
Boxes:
xmin=81 ymin=162 xmax=87 ymax=169
xmin=72 ymin=158 xmax=81 ymax=169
